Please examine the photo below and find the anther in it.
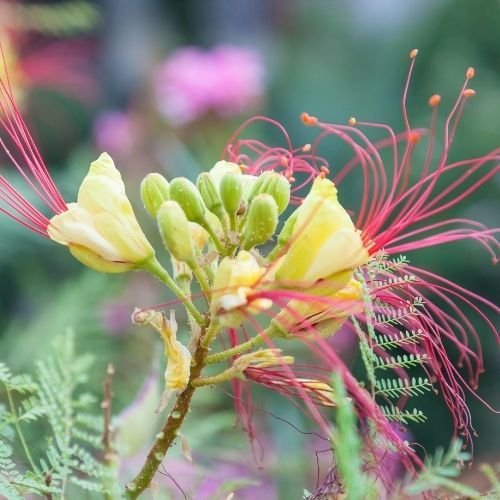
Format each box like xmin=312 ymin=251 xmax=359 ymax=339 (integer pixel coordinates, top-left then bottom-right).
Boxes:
xmin=347 ymin=117 xmax=357 ymax=126
xmin=466 ymin=67 xmax=475 ymax=80
xmin=302 ymin=143 xmax=311 ymax=152
xmin=239 ymin=163 xmax=249 ymax=172
xmin=409 ymin=48 xmax=418 ymax=59
xmin=463 ymin=88 xmax=476 ymax=97
xmin=320 ymin=165 xmax=330 ymax=176
xmin=428 ymin=94 xmax=441 ymax=107
xmin=280 ymin=156 xmax=289 ymax=167
xmin=409 ymin=131 xmax=421 ymax=144
xmin=300 ymin=112 xmax=318 ymax=126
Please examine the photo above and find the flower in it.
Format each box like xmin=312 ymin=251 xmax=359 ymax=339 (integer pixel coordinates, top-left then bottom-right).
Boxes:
xmin=272 ymin=175 xmax=369 ymax=286
xmin=133 ymin=309 xmax=191 ymax=393
xmin=48 ymin=153 xmax=155 ymax=273
xmin=93 ymin=110 xmax=135 ymax=156
xmin=222 ymin=51 xmax=499 ymax=450
xmin=154 ymin=45 xmax=265 ymax=125
xmin=211 ymin=250 xmax=272 ymax=327
xmin=270 ymin=275 xmax=363 ymax=338
xmin=0 ymin=77 xmax=155 ymax=273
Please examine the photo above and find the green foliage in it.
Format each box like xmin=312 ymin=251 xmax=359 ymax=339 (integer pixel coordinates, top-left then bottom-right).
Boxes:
xmin=379 ymin=405 xmax=427 ymax=424
xmin=0 ymin=332 xmax=119 ymax=499
xmin=354 ymin=256 xmax=433 ymax=427
xmin=327 ymin=374 xmax=376 ymax=500
xmin=405 ymin=440 xmax=480 ymax=497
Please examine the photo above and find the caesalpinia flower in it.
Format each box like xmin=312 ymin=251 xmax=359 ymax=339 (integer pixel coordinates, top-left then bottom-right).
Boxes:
xmin=222 ymin=50 xmax=498 ymax=449
xmin=0 ymin=74 xmax=156 ymax=273
xmin=271 ymin=175 xmax=369 ymax=287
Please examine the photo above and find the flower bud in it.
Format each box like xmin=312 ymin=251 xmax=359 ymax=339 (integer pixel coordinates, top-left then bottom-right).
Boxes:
xmin=196 ymin=172 xmax=224 ymax=217
xmin=157 ymin=201 xmax=195 ymax=264
xmin=249 ymin=171 xmax=291 ymax=214
xmin=267 ymin=209 xmax=298 ymax=260
xmin=169 ymin=177 xmax=206 ymax=224
xmin=140 ymin=173 xmax=170 ymax=218
xmin=241 ymin=194 xmax=279 ymax=250
xmin=208 ymin=160 xmax=242 ymax=186
xmin=220 ymin=172 xmax=243 ymax=216
xmin=48 ymin=153 xmax=155 ymax=273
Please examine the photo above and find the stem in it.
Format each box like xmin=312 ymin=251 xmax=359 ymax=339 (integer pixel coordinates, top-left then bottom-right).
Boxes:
xmin=6 ymin=388 xmax=38 ymax=472
xmin=202 ymin=221 xmax=225 ymax=254
xmin=205 ymin=318 xmax=345 ymax=364
xmin=192 ymin=367 xmax=240 ymax=387
xmin=191 ymin=262 xmax=212 ymax=299
xmin=143 ymin=257 xmax=206 ymax=327
xmin=200 ymin=320 xmax=222 ymax=348
xmin=125 ymin=323 xmax=211 ymax=498
xmin=205 ymin=324 xmax=282 ymax=364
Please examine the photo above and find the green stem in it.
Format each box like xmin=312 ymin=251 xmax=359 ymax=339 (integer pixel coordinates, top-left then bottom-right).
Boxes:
xmin=205 ymin=324 xmax=282 ymax=364
xmin=192 ymin=367 xmax=239 ymax=387
xmin=6 ymin=388 xmax=38 ymax=472
xmin=142 ymin=257 xmax=206 ymax=327
xmin=202 ymin=221 xmax=225 ymax=254
xmin=200 ymin=319 xmax=222 ymax=348
xmin=191 ymin=262 xmax=211 ymax=299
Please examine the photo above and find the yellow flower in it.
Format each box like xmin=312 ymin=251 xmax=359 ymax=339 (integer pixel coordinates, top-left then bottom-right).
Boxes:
xmin=271 ymin=275 xmax=363 ymax=337
xmin=133 ymin=309 xmax=191 ymax=393
xmin=47 ymin=153 xmax=155 ymax=273
xmin=273 ymin=176 xmax=369 ymax=286
xmin=211 ymin=250 xmax=272 ymax=327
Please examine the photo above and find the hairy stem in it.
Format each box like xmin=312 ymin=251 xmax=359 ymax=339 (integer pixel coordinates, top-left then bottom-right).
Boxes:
xmin=205 ymin=323 xmax=283 ymax=364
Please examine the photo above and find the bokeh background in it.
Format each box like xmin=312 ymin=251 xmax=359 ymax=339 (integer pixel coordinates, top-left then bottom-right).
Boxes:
xmin=0 ymin=0 xmax=499 ymax=498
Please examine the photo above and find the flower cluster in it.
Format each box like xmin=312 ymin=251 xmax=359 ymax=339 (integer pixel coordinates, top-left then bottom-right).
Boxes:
xmin=1 ymin=50 xmax=498 ymax=496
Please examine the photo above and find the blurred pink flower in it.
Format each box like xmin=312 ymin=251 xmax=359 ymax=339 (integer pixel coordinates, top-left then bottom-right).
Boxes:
xmin=93 ymin=110 xmax=135 ymax=155
xmin=155 ymin=45 xmax=265 ymax=125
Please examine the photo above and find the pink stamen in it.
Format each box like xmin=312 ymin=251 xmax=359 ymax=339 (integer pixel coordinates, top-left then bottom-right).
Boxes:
xmin=0 ymin=53 xmax=67 ymax=234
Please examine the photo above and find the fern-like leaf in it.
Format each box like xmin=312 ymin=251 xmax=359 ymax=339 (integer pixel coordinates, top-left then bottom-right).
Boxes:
xmin=373 ymin=353 xmax=427 ymax=371
xmin=375 ymin=377 xmax=433 ymax=399
xmin=380 ymin=405 xmax=427 ymax=424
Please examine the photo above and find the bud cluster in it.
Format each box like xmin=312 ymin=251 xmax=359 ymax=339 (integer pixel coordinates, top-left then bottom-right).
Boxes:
xmin=139 ymin=161 xmax=367 ymax=330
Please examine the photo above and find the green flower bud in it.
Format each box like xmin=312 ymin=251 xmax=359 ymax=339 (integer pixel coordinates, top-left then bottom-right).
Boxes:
xmin=220 ymin=172 xmax=243 ymax=216
xmin=241 ymin=194 xmax=279 ymax=250
xmin=196 ymin=172 xmax=224 ymax=216
xmin=169 ymin=177 xmax=206 ymax=224
xmin=140 ymin=173 xmax=170 ymax=218
xmin=157 ymin=201 xmax=195 ymax=264
xmin=267 ymin=208 xmax=299 ymax=260
xmin=250 ymin=171 xmax=291 ymax=214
